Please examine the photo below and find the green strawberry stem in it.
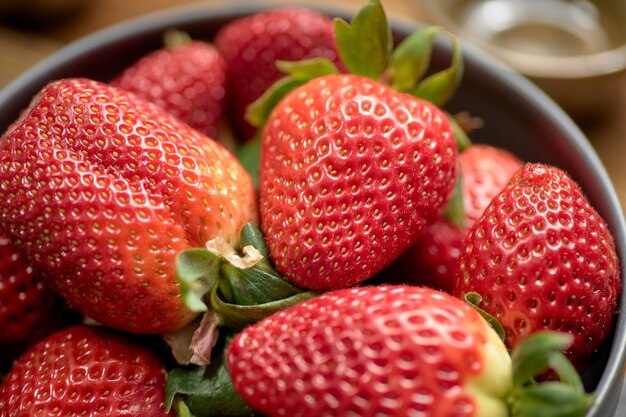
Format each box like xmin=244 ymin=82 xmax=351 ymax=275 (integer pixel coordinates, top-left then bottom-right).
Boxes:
xmin=388 ymin=25 xmax=434 ymax=92
xmin=218 ymin=261 xmax=303 ymax=306
xmin=389 ymin=25 xmax=463 ymax=108
xmin=235 ymin=134 xmax=262 ymax=188
xmin=174 ymin=399 xmax=194 ymax=417
xmin=411 ymin=30 xmax=463 ymax=106
xmin=447 ymin=112 xmax=472 ymax=151
xmin=246 ymin=58 xmax=339 ymax=129
xmin=239 ymin=222 xmax=271 ymax=261
xmin=335 ymin=0 xmax=463 ymax=106
xmin=210 ymin=284 xmax=317 ymax=330
xmin=508 ymin=331 xmax=594 ymax=417
xmin=389 ymin=27 xmax=466 ymax=147
xmin=511 ymin=331 xmax=574 ymax=386
xmin=163 ymin=28 xmax=193 ymax=48
xmin=334 ymin=0 xmax=392 ymax=79
xmin=511 ymin=382 xmax=594 ymax=417
xmin=443 ymin=172 xmax=466 ymax=229
xmin=546 ymin=351 xmax=585 ymax=392
xmin=176 ymin=223 xmax=315 ymax=326
xmin=170 ymin=224 xmax=317 ymax=399
xmin=464 ymin=292 xmax=506 ymax=342
xmin=176 ymin=249 xmax=221 ymax=312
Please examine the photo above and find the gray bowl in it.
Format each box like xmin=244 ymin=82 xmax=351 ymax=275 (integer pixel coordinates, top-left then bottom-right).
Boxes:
xmin=415 ymin=0 xmax=626 ymax=119
xmin=0 ymin=3 xmax=624 ymax=416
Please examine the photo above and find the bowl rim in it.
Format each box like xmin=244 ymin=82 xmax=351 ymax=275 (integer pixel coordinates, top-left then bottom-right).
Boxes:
xmin=419 ymin=0 xmax=626 ymax=79
xmin=0 ymin=2 xmax=624 ymax=415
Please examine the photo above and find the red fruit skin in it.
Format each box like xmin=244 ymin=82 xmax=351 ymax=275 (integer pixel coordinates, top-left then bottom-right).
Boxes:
xmin=458 ymin=144 xmax=525 ymax=229
xmin=0 ymin=325 xmax=172 ymax=416
xmin=111 ymin=40 xmax=227 ymax=139
xmin=388 ymin=219 xmax=466 ymax=292
xmin=214 ymin=7 xmax=341 ymax=140
xmin=389 ymin=144 xmax=523 ymax=293
xmin=227 ymin=285 xmax=510 ymax=417
xmin=260 ymin=74 xmax=457 ymax=290
xmin=0 ymin=231 xmax=74 ymax=360
xmin=454 ymin=163 xmax=620 ymax=365
xmin=0 ymin=78 xmax=258 ymax=334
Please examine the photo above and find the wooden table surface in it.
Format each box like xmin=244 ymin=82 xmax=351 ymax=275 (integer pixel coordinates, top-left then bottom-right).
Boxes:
xmin=0 ymin=0 xmax=625 ymax=414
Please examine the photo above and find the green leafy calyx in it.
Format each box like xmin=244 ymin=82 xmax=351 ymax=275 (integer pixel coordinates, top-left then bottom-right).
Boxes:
xmin=508 ymin=331 xmax=594 ymax=417
xmin=334 ymin=0 xmax=392 ymax=79
xmin=465 ymin=292 xmax=506 ymax=342
xmin=245 ymin=58 xmax=339 ymax=129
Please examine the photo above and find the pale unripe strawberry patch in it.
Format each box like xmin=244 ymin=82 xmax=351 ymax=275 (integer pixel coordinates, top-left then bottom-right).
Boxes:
xmin=464 ymin=319 xmax=512 ymax=417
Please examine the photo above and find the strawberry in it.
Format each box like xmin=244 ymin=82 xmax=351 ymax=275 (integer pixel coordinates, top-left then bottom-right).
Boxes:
xmin=454 ymin=163 xmax=620 ymax=366
xmin=0 ymin=230 xmax=75 ymax=359
xmin=237 ymin=0 xmax=468 ymax=290
xmin=227 ymin=285 xmax=511 ymax=417
xmin=456 ymin=144 xmax=525 ymax=228
xmin=383 ymin=219 xmax=467 ymax=292
xmin=0 ymin=78 xmax=258 ymax=334
xmin=111 ymin=32 xmax=227 ymax=139
xmin=227 ymin=285 xmax=593 ymax=417
xmin=0 ymin=325 xmax=171 ymax=416
xmin=259 ymin=74 xmax=457 ymax=290
xmin=388 ymin=144 xmax=523 ymax=292
xmin=214 ymin=7 xmax=341 ymax=141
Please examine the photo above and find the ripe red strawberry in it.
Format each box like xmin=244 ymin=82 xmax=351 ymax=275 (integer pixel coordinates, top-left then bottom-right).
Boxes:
xmin=388 ymin=144 xmax=523 ymax=292
xmin=0 ymin=325 xmax=171 ymax=416
xmin=454 ymin=163 xmax=620 ymax=365
xmin=259 ymin=74 xmax=457 ymax=290
xmin=227 ymin=285 xmax=513 ymax=417
xmin=111 ymin=36 xmax=227 ymax=139
xmin=214 ymin=7 xmax=341 ymax=141
xmin=0 ymin=231 xmax=75 ymax=360
xmin=0 ymin=78 xmax=258 ymax=334
xmin=457 ymin=144 xmax=525 ymax=228
xmin=384 ymin=219 xmax=466 ymax=292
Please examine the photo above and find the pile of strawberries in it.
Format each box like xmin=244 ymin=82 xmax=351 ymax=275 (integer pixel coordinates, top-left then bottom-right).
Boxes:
xmin=0 ymin=1 xmax=620 ymax=416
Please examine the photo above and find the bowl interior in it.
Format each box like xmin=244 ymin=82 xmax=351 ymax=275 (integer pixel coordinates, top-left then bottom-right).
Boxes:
xmin=0 ymin=3 xmax=624 ymax=416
